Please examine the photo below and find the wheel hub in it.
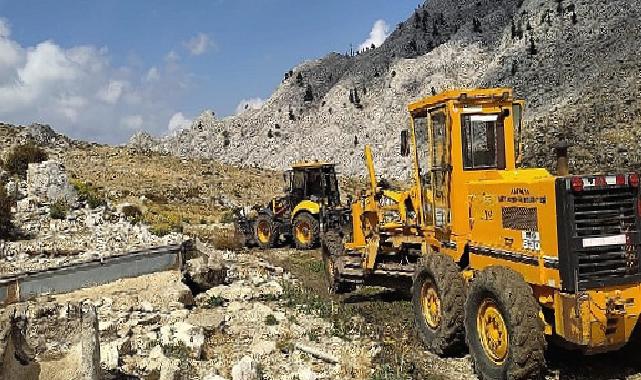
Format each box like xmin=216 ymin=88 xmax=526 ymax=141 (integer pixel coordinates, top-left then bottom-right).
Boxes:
xmin=257 ymin=221 xmax=271 ymax=243
xmin=477 ymin=299 xmax=509 ymax=364
xmin=420 ymin=281 xmax=441 ymax=329
xmin=296 ymin=221 xmax=312 ymax=244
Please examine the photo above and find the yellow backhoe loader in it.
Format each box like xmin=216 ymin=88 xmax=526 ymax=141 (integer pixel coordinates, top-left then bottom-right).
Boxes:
xmin=235 ymin=161 xmax=340 ymax=249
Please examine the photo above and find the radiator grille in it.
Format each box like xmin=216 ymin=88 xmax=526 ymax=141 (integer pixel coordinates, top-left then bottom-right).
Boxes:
xmin=572 ymin=187 xmax=640 ymax=288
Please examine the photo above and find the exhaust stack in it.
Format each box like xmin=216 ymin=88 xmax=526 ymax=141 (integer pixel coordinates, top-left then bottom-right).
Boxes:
xmin=553 ymin=140 xmax=572 ymax=176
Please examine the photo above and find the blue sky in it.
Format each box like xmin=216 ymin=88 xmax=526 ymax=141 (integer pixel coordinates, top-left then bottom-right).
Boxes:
xmin=0 ymin=1 xmax=419 ymax=143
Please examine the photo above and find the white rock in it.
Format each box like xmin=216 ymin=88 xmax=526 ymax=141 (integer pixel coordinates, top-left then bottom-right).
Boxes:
xmin=250 ymin=340 xmax=276 ymax=356
xmin=231 ymin=356 xmax=261 ymax=380
xmin=160 ymin=321 xmax=205 ymax=359
xmin=100 ymin=341 xmax=120 ymax=370
xmin=298 ymin=367 xmax=317 ymax=380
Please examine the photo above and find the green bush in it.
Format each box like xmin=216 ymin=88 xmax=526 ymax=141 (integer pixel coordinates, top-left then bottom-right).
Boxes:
xmin=2 ymin=143 xmax=48 ymax=177
xmin=150 ymin=224 xmax=172 ymax=237
xmin=0 ymin=186 xmax=13 ymax=238
xmin=72 ymin=180 xmax=106 ymax=209
xmin=121 ymin=204 xmax=142 ymax=224
xmin=219 ymin=210 xmax=235 ymax=224
xmin=207 ymin=296 xmax=225 ymax=308
xmin=265 ymin=314 xmax=278 ymax=326
xmin=50 ymin=200 xmax=68 ymax=220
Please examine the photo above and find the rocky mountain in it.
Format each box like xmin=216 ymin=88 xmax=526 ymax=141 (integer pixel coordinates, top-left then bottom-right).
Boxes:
xmin=0 ymin=122 xmax=97 ymax=154
xmin=129 ymin=0 xmax=641 ymax=178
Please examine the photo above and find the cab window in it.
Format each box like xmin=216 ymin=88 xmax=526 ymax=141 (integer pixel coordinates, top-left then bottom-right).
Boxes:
xmin=461 ymin=114 xmax=505 ymax=170
xmin=413 ymin=114 xmax=429 ymax=182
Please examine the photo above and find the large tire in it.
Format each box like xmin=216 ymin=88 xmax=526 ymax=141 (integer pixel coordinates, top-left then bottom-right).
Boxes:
xmin=412 ymin=253 xmax=466 ymax=356
xmin=254 ymin=214 xmax=278 ymax=250
xmin=322 ymin=231 xmax=354 ymax=294
xmin=293 ymin=212 xmax=320 ymax=250
xmin=465 ymin=267 xmax=546 ymax=380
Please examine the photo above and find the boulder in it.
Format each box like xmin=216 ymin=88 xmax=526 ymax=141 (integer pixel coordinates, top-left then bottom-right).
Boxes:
xmin=184 ymin=256 xmax=228 ymax=293
xmin=231 ymin=355 xmax=261 ymax=380
xmin=160 ymin=321 xmax=205 ymax=359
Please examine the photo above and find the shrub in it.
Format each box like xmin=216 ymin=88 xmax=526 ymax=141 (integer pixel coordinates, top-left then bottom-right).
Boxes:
xmin=72 ymin=180 xmax=106 ymax=209
xmin=150 ymin=223 xmax=172 ymax=237
xmin=50 ymin=200 xmax=68 ymax=220
xmin=265 ymin=314 xmax=278 ymax=326
xmin=0 ymin=186 xmax=13 ymax=238
xmin=121 ymin=204 xmax=142 ymax=224
xmin=207 ymin=296 xmax=225 ymax=308
xmin=219 ymin=210 xmax=235 ymax=224
xmin=2 ymin=143 xmax=48 ymax=177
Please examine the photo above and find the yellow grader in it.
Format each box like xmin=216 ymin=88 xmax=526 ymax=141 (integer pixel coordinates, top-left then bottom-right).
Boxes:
xmin=321 ymin=88 xmax=641 ymax=379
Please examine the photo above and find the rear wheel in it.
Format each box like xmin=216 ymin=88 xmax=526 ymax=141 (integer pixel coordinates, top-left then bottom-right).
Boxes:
xmin=412 ymin=253 xmax=466 ymax=355
xmin=322 ymin=231 xmax=354 ymax=294
xmin=465 ymin=267 xmax=546 ymax=380
xmin=293 ymin=212 xmax=319 ymax=250
xmin=254 ymin=214 xmax=278 ymax=249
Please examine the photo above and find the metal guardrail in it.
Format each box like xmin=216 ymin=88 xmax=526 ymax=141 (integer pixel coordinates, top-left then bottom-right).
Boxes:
xmin=0 ymin=242 xmax=189 ymax=305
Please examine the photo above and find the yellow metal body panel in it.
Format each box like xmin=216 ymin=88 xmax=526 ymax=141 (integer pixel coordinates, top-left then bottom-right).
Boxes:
xmin=554 ymin=286 xmax=641 ymax=352
xmin=291 ymin=200 xmax=321 ymax=220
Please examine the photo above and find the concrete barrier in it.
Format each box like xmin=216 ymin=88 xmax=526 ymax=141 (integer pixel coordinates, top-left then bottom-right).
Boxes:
xmin=0 ymin=242 xmax=188 ymax=305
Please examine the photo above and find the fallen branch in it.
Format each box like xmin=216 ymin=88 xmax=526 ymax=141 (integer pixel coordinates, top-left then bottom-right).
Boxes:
xmin=294 ymin=343 xmax=338 ymax=364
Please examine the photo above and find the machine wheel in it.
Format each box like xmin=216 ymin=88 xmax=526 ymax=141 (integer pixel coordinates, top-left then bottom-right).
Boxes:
xmin=412 ymin=253 xmax=466 ymax=356
xmin=293 ymin=212 xmax=320 ymax=250
xmin=322 ymin=231 xmax=354 ymax=294
xmin=254 ymin=214 xmax=278 ymax=249
xmin=465 ymin=267 xmax=546 ymax=380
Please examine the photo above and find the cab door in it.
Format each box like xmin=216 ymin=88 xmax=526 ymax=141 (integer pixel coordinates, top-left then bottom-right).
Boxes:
xmin=429 ymin=109 xmax=451 ymax=233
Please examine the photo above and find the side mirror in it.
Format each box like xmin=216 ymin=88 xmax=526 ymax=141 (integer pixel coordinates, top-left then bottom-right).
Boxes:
xmin=400 ymin=130 xmax=410 ymax=157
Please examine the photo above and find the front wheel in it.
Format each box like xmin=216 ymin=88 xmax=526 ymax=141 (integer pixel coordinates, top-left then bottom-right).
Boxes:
xmin=465 ymin=267 xmax=546 ymax=380
xmin=293 ymin=212 xmax=320 ymax=250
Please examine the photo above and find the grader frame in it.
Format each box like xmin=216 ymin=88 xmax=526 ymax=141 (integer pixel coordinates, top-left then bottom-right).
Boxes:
xmin=323 ymin=88 xmax=641 ymax=379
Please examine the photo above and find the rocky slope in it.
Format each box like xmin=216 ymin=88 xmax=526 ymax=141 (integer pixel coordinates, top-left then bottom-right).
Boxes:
xmin=0 ymin=122 xmax=96 ymax=153
xmin=130 ymin=0 xmax=641 ymax=178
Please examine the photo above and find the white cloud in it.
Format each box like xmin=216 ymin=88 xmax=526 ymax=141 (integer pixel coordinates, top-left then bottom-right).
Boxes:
xmin=165 ymin=50 xmax=180 ymax=62
xmin=0 ymin=19 xmax=193 ymax=143
xmin=359 ymin=20 xmax=390 ymax=51
xmin=122 ymin=115 xmax=143 ymax=130
xmin=235 ymin=97 xmax=265 ymax=115
xmin=145 ymin=67 xmax=159 ymax=82
xmin=97 ymin=80 xmax=128 ymax=104
xmin=184 ymin=33 xmax=214 ymax=56
xmin=167 ymin=112 xmax=192 ymax=133
xmin=0 ymin=18 xmax=11 ymax=38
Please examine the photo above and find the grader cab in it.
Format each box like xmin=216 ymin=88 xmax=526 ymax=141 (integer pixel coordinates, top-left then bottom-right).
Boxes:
xmin=322 ymin=88 xmax=641 ymax=379
xmin=236 ymin=161 xmax=340 ymax=249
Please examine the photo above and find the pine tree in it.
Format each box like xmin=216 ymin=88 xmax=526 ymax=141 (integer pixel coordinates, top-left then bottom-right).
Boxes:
xmin=353 ymin=89 xmax=361 ymax=104
xmin=304 ymin=84 xmax=314 ymax=102
xmin=528 ymin=36 xmax=537 ymax=55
